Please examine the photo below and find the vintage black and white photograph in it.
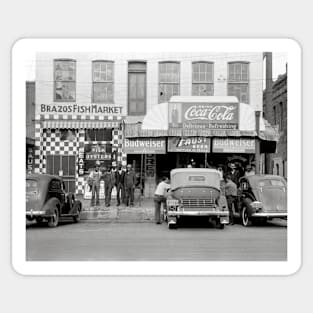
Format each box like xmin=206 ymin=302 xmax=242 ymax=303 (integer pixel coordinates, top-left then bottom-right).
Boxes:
xmin=13 ymin=39 xmax=301 ymax=275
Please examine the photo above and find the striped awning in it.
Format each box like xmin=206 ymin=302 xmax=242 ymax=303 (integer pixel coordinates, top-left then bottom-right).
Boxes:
xmin=42 ymin=120 xmax=120 ymax=129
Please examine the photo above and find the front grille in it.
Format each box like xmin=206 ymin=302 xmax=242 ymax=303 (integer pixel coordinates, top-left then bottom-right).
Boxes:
xmin=182 ymin=198 xmax=216 ymax=210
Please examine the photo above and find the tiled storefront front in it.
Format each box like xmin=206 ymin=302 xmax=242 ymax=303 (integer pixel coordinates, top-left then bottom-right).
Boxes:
xmin=34 ymin=114 xmax=126 ymax=195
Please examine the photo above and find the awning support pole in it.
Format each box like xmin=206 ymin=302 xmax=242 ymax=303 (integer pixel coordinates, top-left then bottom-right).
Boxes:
xmin=255 ymin=111 xmax=261 ymax=174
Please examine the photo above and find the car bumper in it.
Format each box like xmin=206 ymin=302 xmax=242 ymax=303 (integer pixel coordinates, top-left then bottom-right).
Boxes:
xmin=26 ymin=210 xmax=53 ymax=218
xmin=251 ymin=212 xmax=287 ymax=218
xmin=168 ymin=210 xmax=229 ymax=217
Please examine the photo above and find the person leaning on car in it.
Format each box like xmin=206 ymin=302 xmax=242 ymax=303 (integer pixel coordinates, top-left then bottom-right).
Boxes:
xmin=224 ymin=174 xmax=238 ymax=225
xmin=154 ymin=176 xmax=171 ymax=224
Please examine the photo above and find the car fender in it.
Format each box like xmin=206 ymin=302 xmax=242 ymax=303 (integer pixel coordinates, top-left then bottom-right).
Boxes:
xmin=42 ymin=198 xmax=61 ymax=215
xmin=70 ymin=200 xmax=82 ymax=215
xmin=242 ymin=197 xmax=254 ymax=217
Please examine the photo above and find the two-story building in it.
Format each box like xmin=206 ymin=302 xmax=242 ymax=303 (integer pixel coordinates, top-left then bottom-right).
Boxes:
xmin=34 ymin=52 xmax=276 ymax=197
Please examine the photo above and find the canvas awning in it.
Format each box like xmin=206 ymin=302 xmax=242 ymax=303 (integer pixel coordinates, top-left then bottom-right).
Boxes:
xmin=42 ymin=120 xmax=120 ymax=129
xmin=125 ymin=99 xmax=279 ymax=142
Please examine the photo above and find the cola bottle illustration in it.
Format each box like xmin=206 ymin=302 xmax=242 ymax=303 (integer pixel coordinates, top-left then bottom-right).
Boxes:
xmin=171 ymin=104 xmax=179 ymax=127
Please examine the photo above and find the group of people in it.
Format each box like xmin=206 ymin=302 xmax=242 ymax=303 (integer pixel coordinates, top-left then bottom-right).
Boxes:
xmin=87 ymin=161 xmax=137 ymax=207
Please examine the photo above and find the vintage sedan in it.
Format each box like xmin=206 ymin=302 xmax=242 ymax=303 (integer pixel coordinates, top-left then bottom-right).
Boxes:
xmin=237 ymin=175 xmax=287 ymax=226
xmin=26 ymin=174 xmax=82 ymax=227
xmin=165 ymin=168 xmax=229 ymax=229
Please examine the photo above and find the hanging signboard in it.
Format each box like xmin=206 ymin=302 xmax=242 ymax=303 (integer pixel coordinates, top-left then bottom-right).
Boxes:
xmin=212 ymin=138 xmax=255 ymax=153
xmin=124 ymin=138 xmax=166 ymax=154
xmin=169 ymin=102 xmax=239 ymax=130
xmin=85 ymin=144 xmax=111 ymax=160
xmin=168 ymin=137 xmax=211 ymax=153
xmin=39 ymin=103 xmax=124 ymax=116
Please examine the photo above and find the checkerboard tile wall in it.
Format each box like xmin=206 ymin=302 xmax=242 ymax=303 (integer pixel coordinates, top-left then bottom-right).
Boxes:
xmin=33 ymin=115 xmax=124 ymax=195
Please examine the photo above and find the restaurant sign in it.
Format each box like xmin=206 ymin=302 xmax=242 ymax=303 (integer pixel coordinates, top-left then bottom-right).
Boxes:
xmin=212 ymin=138 xmax=255 ymax=153
xmin=169 ymin=102 xmax=239 ymax=130
xmin=85 ymin=144 xmax=111 ymax=160
xmin=124 ymin=138 xmax=166 ymax=154
xmin=168 ymin=137 xmax=211 ymax=153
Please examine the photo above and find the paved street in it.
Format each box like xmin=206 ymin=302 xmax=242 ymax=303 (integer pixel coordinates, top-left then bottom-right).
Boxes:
xmin=26 ymin=219 xmax=287 ymax=261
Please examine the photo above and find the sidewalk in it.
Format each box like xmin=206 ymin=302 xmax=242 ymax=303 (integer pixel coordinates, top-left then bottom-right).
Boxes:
xmin=79 ymin=197 xmax=156 ymax=222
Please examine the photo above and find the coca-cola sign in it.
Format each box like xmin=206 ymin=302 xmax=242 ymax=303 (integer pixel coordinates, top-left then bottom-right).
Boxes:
xmin=169 ymin=102 xmax=239 ymax=130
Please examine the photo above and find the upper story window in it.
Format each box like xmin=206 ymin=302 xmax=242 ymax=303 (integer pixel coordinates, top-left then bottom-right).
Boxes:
xmin=54 ymin=59 xmax=76 ymax=101
xmin=279 ymin=102 xmax=284 ymax=130
xmin=128 ymin=61 xmax=146 ymax=115
xmin=92 ymin=61 xmax=114 ymax=103
xmin=227 ymin=62 xmax=249 ymax=104
xmin=192 ymin=62 xmax=214 ymax=96
xmin=159 ymin=62 xmax=180 ymax=103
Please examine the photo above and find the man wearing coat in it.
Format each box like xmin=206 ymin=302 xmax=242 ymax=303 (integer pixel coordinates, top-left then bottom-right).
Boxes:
xmin=124 ymin=164 xmax=136 ymax=207
xmin=115 ymin=164 xmax=125 ymax=206
xmin=103 ymin=167 xmax=114 ymax=207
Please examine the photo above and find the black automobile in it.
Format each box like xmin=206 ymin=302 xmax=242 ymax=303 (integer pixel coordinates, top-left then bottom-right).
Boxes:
xmin=236 ymin=175 xmax=287 ymax=226
xmin=26 ymin=174 xmax=82 ymax=227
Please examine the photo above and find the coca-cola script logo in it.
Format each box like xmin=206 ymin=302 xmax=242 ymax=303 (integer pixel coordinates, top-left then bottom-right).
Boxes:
xmin=184 ymin=105 xmax=237 ymax=121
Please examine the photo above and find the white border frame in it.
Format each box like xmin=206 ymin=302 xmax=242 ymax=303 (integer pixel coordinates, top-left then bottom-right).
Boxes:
xmin=12 ymin=38 xmax=301 ymax=275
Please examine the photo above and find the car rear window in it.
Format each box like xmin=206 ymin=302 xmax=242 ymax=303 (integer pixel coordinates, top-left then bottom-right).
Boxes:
xmin=258 ymin=180 xmax=272 ymax=187
xmin=188 ymin=176 xmax=205 ymax=182
xmin=271 ymin=179 xmax=285 ymax=187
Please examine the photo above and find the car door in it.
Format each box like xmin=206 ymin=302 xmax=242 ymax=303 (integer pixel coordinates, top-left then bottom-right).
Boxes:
xmin=48 ymin=179 xmax=66 ymax=213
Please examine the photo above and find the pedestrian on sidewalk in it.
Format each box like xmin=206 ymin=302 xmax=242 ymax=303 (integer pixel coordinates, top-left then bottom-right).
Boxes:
xmin=154 ymin=176 xmax=171 ymax=224
xmin=87 ymin=160 xmax=103 ymax=207
xmin=224 ymin=174 xmax=238 ymax=225
xmin=124 ymin=164 xmax=136 ymax=207
xmin=103 ymin=166 xmax=114 ymax=207
xmin=115 ymin=163 xmax=125 ymax=206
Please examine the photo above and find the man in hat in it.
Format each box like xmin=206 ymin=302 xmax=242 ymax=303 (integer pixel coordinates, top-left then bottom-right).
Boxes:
xmin=115 ymin=163 xmax=125 ymax=206
xmin=124 ymin=164 xmax=136 ymax=207
xmin=103 ymin=166 xmax=114 ymax=207
xmin=88 ymin=160 xmax=103 ymax=206
xmin=224 ymin=174 xmax=238 ymax=225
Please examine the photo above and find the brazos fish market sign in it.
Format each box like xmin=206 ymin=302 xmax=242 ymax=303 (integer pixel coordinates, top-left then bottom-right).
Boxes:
xmin=168 ymin=137 xmax=211 ymax=153
xmin=124 ymin=138 xmax=166 ymax=154
xmin=40 ymin=103 xmax=123 ymax=115
xmin=169 ymin=102 xmax=239 ymax=130
xmin=212 ymin=138 xmax=255 ymax=153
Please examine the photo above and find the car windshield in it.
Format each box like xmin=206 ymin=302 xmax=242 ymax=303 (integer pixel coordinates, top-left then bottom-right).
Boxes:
xmin=26 ymin=179 xmax=38 ymax=198
xmin=271 ymin=179 xmax=285 ymax=187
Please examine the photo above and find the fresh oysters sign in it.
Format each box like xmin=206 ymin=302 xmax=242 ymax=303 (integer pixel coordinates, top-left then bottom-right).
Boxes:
xmin=169 ymin=102 xmax=239 ymax=130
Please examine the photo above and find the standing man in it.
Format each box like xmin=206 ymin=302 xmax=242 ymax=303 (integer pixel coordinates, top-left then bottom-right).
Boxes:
xmin=88 ymin=160 xmax=102 ymax=207
xmin=115 ymin=164 xmax=125 ymax=206
xmin=154 ymin=177 xmax=170 ymax=224
xmin=124 ymin=164 xmax=136 ymax=207
xmin=224 ymin=174 xmax=238 ymax=225
xmin=103 ymin=167 xmax=113 ymax=207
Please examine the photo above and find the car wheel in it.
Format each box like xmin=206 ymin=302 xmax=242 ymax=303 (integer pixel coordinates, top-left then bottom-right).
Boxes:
xmin=73 ymin=203 xmax=81 ymax=223
xmin=241 ymin=206 xmax=250 ymax=227
xmin=48 ymin=208 xmax=59 ymax=227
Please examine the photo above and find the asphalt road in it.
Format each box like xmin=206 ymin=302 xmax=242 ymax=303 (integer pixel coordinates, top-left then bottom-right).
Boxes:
xmin=26 ymin=219 xmax=287 ymax=261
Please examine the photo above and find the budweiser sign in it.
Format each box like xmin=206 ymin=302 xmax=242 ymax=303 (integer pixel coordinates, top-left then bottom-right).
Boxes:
xmin=184 ymin=105 xmax=236 ymax=121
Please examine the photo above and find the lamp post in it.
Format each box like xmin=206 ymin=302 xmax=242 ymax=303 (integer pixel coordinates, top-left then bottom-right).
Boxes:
xmin=255 ymin=111 xmax=261 ymax=174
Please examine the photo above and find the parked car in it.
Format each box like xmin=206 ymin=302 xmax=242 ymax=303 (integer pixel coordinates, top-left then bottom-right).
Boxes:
xmin=236 ymin=175 xmax=287 ymax=226
xmin=165 ymin=168 xmax=229 ymax=229
xmin=26 ymin=174 xmax=82 ymax=227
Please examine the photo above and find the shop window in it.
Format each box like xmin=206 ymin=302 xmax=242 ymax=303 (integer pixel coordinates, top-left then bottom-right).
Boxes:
xmin=54 ymin=59 xmax=76 ymax=101
xmin=85 ymin=129 xmax=112 ymax=142
xmin=159 ymin=62 xmax=180 ymax=103
xmin=60 ymin=129 xmax=76 ymax=141
xmin=227 ymin=62 xmax=249 ymax=103
xmin=273 ymin=106 xmax=277 ymax=126
xmin=192 ymin=62 xmax=214 ymax=96
xmin=92 ymin=61 xmax=114 ymax=103
xmin=128 ymin=62 xmax=146 ymax=115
